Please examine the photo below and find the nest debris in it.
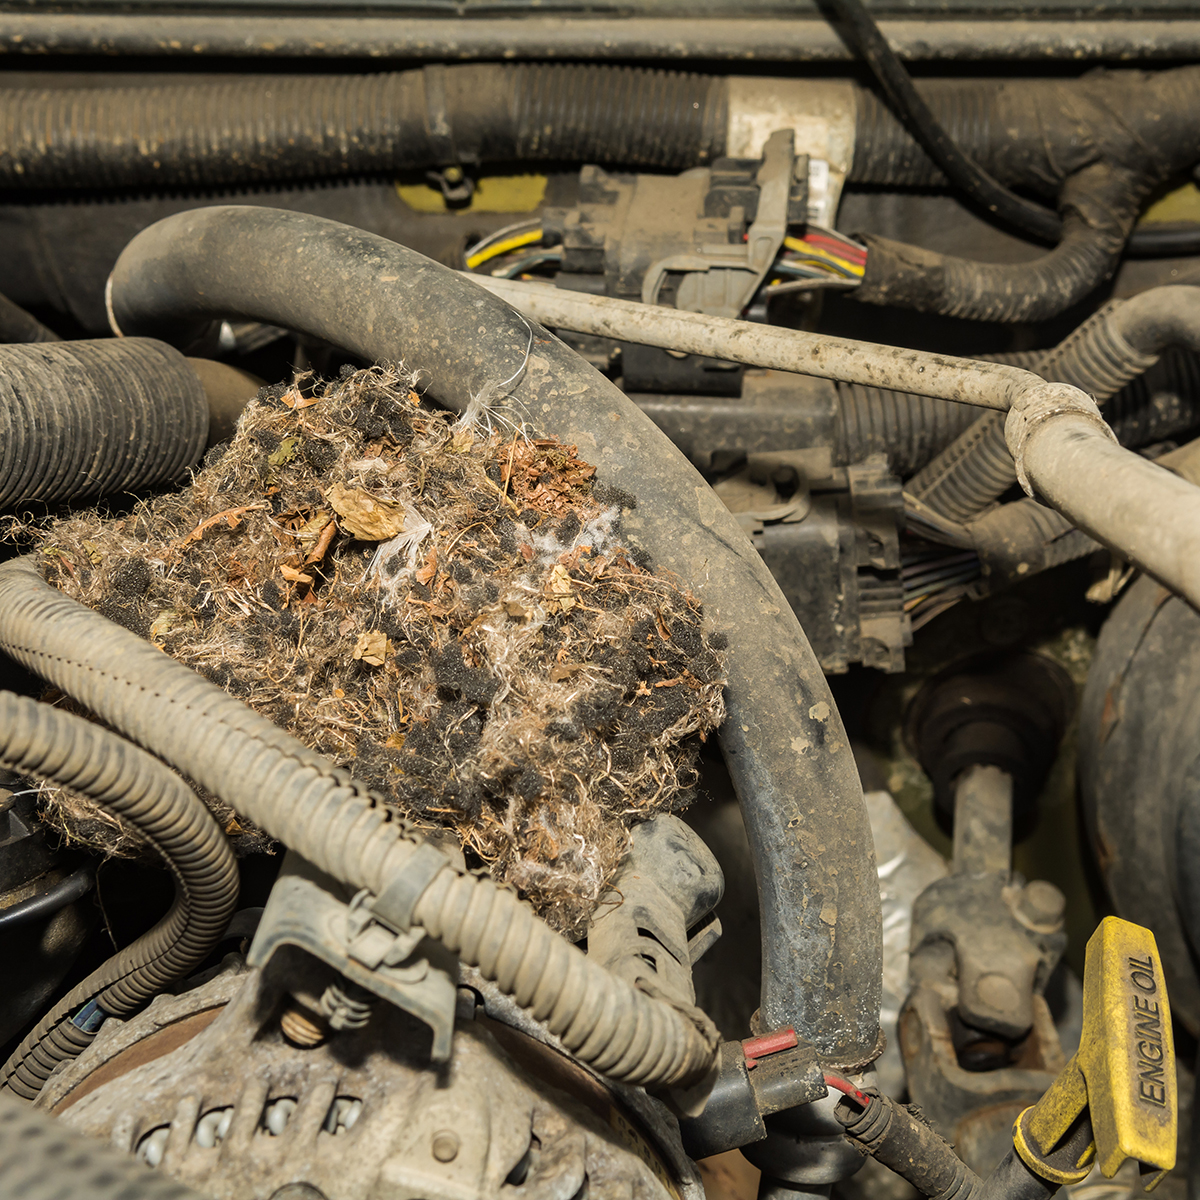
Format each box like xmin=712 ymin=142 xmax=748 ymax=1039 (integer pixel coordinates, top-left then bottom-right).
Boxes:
xmin=36 ymin=365 xmax=726 ymax=932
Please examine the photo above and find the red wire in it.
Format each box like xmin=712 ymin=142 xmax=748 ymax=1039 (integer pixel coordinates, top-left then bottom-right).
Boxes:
xmin=824 ymin=1073 xmax=872 ymax=1107
xmin=803 ymin=232 xmax=868 ymax=264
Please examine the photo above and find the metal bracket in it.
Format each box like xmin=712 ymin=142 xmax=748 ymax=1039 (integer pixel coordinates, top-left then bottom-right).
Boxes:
xmin=642 ymin=128 xmax=797 ymax=318
xmin=248 ymin=853 xmax=458 ymax=1061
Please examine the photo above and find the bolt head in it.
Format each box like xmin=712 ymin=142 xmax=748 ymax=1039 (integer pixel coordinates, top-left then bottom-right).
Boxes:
xmin=1017 ymin=879 xmax=1067 ymax=927
xmin=432 ymin=1130 xmax=460 ymax=1163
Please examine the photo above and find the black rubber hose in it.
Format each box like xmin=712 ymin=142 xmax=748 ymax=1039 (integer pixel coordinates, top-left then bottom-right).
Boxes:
xmin=821 ymin=0 xmax=1060 ymax=245
xmin=0 ymin=64 xmax=725 ymax=192
xmin=854 ymin=166 xmax=1142 ymax=324
xmin=0 ymin=292 xmax=59 ymax=343
xmin=835 ymin=380 xmax=983 ymax=477
xmin=0 ymin=865 xmax=93 ymax=932
xmin=0 ymin=338 xmax=209 ymax=512
xmin=0 ymin=1089 xmax=211 ymax=1200
xmin=834 ymin=1090 xmax=979 ymax=1200
xmin=910 ymin=287 xmax=1200 ymax=522
xmin=99 ymin=204 xmax=882 ymax=1066
xmin=0 ymin=691 xmax=239 ymax=1101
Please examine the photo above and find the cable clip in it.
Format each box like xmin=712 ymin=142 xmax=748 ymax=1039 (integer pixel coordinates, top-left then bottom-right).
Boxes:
xmin=1005 ymin=382 xmax=1118 ymax=498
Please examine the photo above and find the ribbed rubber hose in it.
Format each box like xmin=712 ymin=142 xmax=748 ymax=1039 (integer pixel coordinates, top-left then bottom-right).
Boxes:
xmin=910 ymin=289 xmax=1198 ymax=522
xmin=0 ymin=64 xmax=725 ymax=191
xmin=0 ymin=339 xmax=209 ymax=511
xmin=0 ymin=691 xmax=239 ymax=1101
xmin=0 ymin=559 xmax=716 ymax=1089
xmin=0 ymin=1089 xmax=209 ymax=1200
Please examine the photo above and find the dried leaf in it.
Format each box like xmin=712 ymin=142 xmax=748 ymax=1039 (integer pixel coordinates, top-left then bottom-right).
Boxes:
xmin=327 ymin=484 xmax=406 ymax=541
xmin=415 ymin=547 xmax=438 ymax=587
xmin=352 ymin=629 xmax=391 ymax=667
xmin=450 ymin=426 xmax=475 ymax=454
xmin=280 ymin=564 xmax=314 ymax=585
xmin=548 ymin=564 xmax=573 ymax=597
xmin=149 ymin=609 xmax=185 ymax=641
xmin=267 ymin=436 xmax=301 ymax=467
xmin=503 ymin=600 xmax=530 ymax=620
xmin=282 ymin=389 xmax=322 ymax=410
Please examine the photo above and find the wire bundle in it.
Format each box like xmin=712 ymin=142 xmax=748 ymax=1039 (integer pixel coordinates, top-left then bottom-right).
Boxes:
xmin=901 ymin=544 xmax=981 ymax=630
xmin=765 ymin=227 xmax=868 ymax=298
xmin=464 ymin=220 xmax=562 ymax=279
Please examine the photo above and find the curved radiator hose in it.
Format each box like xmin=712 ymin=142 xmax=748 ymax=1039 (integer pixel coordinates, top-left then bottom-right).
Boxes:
xmin=0 ymin=559 xmax=717 ymax=1089
xmin=0 ymin=338 xmax=209 ymax=512
xmin=910 ymin=287 xmax=1200 ymax=522
xmin=0 ymin=690 xmax=239 ymax=1101
xmin=102 ymin=205 xmax=883 ymax=1066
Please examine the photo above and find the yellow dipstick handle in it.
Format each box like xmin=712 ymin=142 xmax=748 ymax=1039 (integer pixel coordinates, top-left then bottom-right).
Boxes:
xmin=1013 ymin=917 xmax=1177 ymax=1191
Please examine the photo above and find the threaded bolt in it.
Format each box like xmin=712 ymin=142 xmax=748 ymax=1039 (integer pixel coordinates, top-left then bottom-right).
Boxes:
xmin=280 ymin=1001 xmax=329 ymax=1048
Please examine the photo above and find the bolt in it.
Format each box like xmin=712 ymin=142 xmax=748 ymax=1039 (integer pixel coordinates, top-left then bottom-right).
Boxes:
xmin=442 ymin=165 xmax=464 ymax=184
xmin=974 ymin=972 xmax=1021 ymax=1016
xmin=1016 ymin=879 xmax=1067 ymax=928
xmin=431 ymin=1130 xmax=460 ymax=1162
xmin=280 ymin=1001 xmax=329 ymax=1048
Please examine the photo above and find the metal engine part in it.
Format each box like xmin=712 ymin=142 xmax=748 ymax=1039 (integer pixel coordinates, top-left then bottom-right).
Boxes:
xmin=42 ymin=957 xmax=702 ymax=1200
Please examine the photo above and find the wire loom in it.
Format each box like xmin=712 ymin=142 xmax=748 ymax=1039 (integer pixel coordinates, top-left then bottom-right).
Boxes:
xmin=34 ymin=364 xmax=726 ymax=934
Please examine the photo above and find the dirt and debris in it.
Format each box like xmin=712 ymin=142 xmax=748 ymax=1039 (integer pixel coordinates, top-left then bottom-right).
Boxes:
xmin=35 ymin=365 xmax=726 ymax=932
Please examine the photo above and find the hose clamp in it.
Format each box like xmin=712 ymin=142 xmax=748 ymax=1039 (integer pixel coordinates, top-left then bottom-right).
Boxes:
xmin=1005 ymin=382 xmax=1118 ymax=498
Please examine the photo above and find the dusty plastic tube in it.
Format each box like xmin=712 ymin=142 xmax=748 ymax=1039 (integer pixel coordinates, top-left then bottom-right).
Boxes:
xmin=103 ymin=205 xmax=883 ymax=1066
xmin=0 ymin=690 xmax=239 ymax=1101
xmin=477 ymin=274 xmax=1200 ymax=610
xmin=0 ymin=559 xmax=716 ymax=1090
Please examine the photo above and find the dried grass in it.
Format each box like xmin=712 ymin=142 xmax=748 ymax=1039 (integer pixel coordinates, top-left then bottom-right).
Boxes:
xmin=35 ymin=365 xmax=726 ymax=933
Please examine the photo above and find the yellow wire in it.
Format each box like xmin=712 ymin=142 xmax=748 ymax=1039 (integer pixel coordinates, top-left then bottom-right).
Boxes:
xmin=466 ymin=228 xmax=545 ymax=270
xmin=782 ymin=236 xmax=865 ymax=277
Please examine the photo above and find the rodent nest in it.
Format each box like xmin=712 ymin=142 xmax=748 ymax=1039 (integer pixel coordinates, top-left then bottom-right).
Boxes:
xmin=36 ymin=364 xmax=727 ymax=932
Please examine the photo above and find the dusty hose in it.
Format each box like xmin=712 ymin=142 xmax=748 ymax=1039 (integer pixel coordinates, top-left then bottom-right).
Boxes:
xmin=0 ymin=64 xmax=725 ymax=191
xmin=0 ymin=1089 xmax=210 ymax=1200
xmin=0 ymin=559 xmax=716 ymax=1089
xmin=0 ymin=338 xmax=209 ymax=512
xmin=104 ymin=205 xmax=883 ymax=1066
xmin=0 ymin=690 xmax=239 ymax=1101
xmin=910 ymin=287 xmax=1200 ymax=522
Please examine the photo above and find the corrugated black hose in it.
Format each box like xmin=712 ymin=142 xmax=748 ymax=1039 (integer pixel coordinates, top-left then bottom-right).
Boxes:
xmin=0 ymin=338 xmax=210 ymax=512
xmin=0 ymin=691 xmax=239 ymax=1101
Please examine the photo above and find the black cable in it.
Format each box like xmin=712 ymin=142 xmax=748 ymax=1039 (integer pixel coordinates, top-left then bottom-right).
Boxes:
xmin=820 ymin=0 xmax=1062 ymax=245
xmin=0 ymin=864 xmax=92 ymax=931
xmin=824 ymin=0 xmax=1200 ymax=259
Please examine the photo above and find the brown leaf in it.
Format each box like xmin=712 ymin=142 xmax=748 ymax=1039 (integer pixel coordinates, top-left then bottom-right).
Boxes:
xmin=415 ymin=547 xmax=438 ymax=587
xmin=352 ymin=629 xmax=391 ymax=667
xmin=503 ymin=600 xmax=530 ymax=620
xmin=280 ymin=564 xmax=314 ymax=585
xmin=327 ymin=484 xmax=406 ymax=541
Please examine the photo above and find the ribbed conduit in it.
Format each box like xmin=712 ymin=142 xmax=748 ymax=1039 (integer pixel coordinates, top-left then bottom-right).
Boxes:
xmin=0 ymin=690 xmax=239 ymax=1101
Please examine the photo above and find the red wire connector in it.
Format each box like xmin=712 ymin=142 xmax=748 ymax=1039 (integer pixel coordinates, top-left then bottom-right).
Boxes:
xmin=742 ymin=1027 xmax=799 ymax=1069
xmin=823 ymin=1073 xmax=873 ymax=1108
